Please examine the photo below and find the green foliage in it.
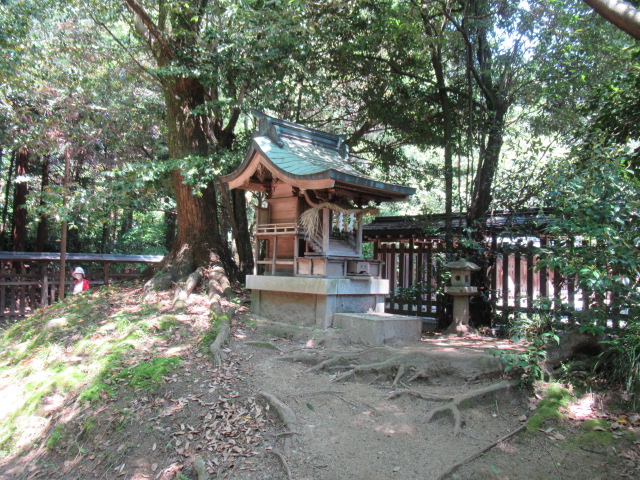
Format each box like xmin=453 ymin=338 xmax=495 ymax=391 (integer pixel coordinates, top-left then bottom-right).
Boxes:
xmin=597 ymin=323 xmax=640 ymax=408
xmin=506 ymin=302 xmax=559 ymax=341
xmin=538 ymin=54 xmax=640 ymax=333
xmin=496 ymin=332 xmax=559 ymax=385
xmin=493 ymin=305 xmax=561 ymax=384
xmin=541 ymin=159 xmax=639 ymax=326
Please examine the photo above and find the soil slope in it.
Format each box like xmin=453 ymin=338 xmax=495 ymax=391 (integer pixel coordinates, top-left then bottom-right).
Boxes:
xmin=0 ymin=286 xmax=638 ymax=480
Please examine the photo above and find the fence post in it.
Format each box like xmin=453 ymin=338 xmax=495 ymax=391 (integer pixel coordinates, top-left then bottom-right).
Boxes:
xmin=526 ymin=241 xmax=534 ymax=316
xmin=490 ymin=234 xmax=498 ymax=304
xmin=104 ymin=262 xmax=111 ymax=286
xmin=502 ymin=246 xmax=509 ymax=311
xmin=41 ymin=262 xmax=49 ymax=307
xmin=514 ymin=246 xmax=521 ymax=311
xmin=539 ymin=237 xmax=548 ymax=299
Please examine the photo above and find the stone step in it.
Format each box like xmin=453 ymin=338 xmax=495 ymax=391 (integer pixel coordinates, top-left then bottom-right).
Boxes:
xmin=333 ymin=312 xmax=423 ymax=345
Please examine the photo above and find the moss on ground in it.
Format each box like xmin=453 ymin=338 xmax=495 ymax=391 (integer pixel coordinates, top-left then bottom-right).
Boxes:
xmin=0 ymin=284 xmax=177 ymax=453
xmin=525 ymin=383 xmax=574 ymax=431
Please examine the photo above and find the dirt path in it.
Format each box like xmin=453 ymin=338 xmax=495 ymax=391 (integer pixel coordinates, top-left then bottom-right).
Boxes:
xmin=1 ymin=290 xmax=637 ymax=480
xmin=228 ymin=319 xmax=638 ymax=480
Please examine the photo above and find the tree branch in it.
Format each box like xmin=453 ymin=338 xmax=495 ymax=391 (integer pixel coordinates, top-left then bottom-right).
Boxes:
xmin=90 ymin=14 xmax=160 ymax=86
xmin=124 ymin=0 xmax=175 ymax=61
xmin=355 ymin=54 xmax=436 ymax=86
xmin=584 ymin=0 xmax=640 ymax=40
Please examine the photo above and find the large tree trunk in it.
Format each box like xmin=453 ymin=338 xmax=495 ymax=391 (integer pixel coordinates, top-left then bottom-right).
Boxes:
xmin=430 ymin=45 xmax=454 ymax=251
xmin=467 ymin=102 xmax=508 ymax=225
xmin=162 ymin=77 xmax=238 ymax=280
xmin=12 ymin=148 xmax=29 ymax=252
xmin=0 ymin=148 xmax=13 ymax=250
xmin=232 ymin=189 xmax=254 ymax=279
xmin=35 ymin=156 xmax=50 ymax=252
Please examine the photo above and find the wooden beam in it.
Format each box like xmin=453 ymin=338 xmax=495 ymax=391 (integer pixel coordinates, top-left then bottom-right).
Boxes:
xmin=322 ymin=208 xmax=330 ymax=253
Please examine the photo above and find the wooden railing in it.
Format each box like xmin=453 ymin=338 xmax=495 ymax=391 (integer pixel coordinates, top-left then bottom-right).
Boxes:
xmin=256 ymin=223 xmax=299 ymax=236
xmin=0 ymin=252 xmax=163 ymax=322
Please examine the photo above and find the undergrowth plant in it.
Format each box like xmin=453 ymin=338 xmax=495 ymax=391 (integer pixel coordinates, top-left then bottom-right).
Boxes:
xmin=493 ymin=308 xmax=560 ymax=385
xmin=597 ymin=323 xmax=640 ymax=408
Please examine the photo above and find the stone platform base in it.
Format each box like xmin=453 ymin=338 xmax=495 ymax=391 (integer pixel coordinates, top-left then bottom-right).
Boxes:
xmin=333 ymin=312 xmax=422 ymax=345
xmin=247 ymin=275 xmax=388 ymax=329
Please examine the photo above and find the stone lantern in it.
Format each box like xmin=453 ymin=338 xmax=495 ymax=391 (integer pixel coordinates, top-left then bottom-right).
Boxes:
xmin=444 ymin=259 xmax=480 ymax=335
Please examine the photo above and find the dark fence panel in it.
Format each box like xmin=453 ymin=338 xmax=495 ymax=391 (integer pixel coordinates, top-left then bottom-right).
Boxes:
xmin=375 ymin=240 xmax=446 ymax=320
xmin=372 ymin=235 xmax=625 ymax=327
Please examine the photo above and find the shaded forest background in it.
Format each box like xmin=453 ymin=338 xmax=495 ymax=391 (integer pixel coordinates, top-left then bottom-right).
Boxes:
xmin=1 ymin=0 xmax=638 ymax=316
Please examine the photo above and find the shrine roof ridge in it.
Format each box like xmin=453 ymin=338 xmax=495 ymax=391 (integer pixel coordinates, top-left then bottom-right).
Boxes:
xmin=222 ymin=112 xmax=415 ymax=201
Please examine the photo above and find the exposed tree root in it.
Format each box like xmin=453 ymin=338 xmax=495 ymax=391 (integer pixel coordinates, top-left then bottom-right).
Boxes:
xmin=285 ymin=346 xmax=503 ymax=387
xmin=389 ymin=380 xmax=518 ymax=435
xmin=435 ymin=423 xmax=526 ymax=479
xmin=143 ymin=272 xmax=173 ymax=301
xmin=208 ymin=294 xmax=234 ymax=368
xmin=206 ymin=290 xmax=243 ymax=368
xmin=245 ymin=341 xmax=284 ymax=352
xmin=266 ymin=448 xmax=292 ymax=480
xmin=209 ymin=318 xmax=230 ymax=368
xmin=258 ymin=391 xmax=298 ymax=455
xmin=172 ymin=267 xmax=204 ymax=310
xmin=208 ymin=265 xmax=233 ymax=298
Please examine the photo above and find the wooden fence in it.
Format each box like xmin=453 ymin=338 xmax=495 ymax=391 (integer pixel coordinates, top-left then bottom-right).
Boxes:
xmin=0 ymin=252 xmax=163 ymax=323
xmin=373 ymin=236 xmax=622 ymax=327
xmin=374 ymin=240 xmax=446 ymax=319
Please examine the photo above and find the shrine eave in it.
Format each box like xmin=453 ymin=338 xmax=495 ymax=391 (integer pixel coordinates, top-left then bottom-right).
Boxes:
xmin=221 ymin=113 xmax=415 ymax=202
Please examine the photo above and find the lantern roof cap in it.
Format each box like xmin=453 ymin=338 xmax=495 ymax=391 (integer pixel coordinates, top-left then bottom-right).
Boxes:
xmin=445 ymin=259 xmax=480 ymax=271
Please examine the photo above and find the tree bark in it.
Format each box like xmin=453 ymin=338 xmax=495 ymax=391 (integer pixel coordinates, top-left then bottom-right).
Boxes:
xmin=164 ymin=209 xmax=177 ymax=251
xmin=467 ymin=102 xmax=509 ymax=225
xmin=162 ymin=77 xmax=238 ymax=280
xmin=232 ymin=188 xmax=254 ymax=280
xmin=35 ymin=156 xmax=50 ymax=252
xmin=430 ymin=46 xmax=454 ymax=251
xmin=0 ymin=148 xmax=13 ymax=250
xmin=12 ymin=149 xmax=29 ymax=252
xmin=121 ymin=0 xmax=243 ymax=283
xmin=584 ymin=0 xmax=640 ymax=39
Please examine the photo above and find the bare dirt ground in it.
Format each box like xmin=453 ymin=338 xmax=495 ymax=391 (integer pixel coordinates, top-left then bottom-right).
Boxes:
xmin=1 ymin=290 xmax=639 ymax=480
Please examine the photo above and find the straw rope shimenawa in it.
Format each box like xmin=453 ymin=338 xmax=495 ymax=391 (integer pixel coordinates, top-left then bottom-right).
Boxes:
xmin=298 ymin=202 xmax=379 ymax=240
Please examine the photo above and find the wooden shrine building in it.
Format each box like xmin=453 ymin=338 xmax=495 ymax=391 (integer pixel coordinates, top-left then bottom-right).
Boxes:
xmin=222 ymin=112 xmax=417 ymax=334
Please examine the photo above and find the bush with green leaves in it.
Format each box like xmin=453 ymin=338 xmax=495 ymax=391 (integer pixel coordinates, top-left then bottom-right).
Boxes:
xmin=494 ymin=308 xmax=560 ymax=384
xmin=597 ymin=323 xmax=640 ymax=408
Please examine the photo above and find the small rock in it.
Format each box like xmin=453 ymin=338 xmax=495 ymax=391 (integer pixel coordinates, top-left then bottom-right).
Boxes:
xmin=45 ymin=317 xmax=68 ymax=330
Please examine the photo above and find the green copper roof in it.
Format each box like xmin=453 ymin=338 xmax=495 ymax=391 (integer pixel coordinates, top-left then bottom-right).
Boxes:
xmin=253 ymin=135 xmax=362 ymax=177
xmin=222 ymin=112 xmax=415 ymax=200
